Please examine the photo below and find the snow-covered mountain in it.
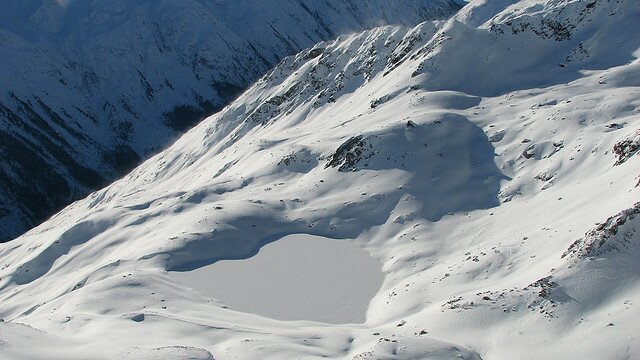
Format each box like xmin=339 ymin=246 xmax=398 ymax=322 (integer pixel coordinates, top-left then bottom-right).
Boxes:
xmin=1 ymin=0 xmax=639 ymax=359
xmin=0 ymin=0 xmax=461 ymax=242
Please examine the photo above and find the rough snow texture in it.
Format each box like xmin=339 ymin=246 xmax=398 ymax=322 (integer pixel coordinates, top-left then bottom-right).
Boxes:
xmin=0 ymin=0 xmax=461 ymax=242
xmin=563 ymin=202 xmax=640 ymax=260
xmin=1 ymin=0 xmax=640 ymax=359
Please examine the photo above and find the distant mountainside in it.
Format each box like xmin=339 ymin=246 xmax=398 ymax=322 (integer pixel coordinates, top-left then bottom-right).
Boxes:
xmin=0 ymin=0 xmax=638 ymax=358
xmin=0 ymin=0 xmax=461 ymax=242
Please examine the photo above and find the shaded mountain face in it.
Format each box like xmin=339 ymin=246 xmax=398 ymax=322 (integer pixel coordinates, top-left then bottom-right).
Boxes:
xmin=0 ymin=0 xmax=639 ymax=358
xmin=0 ymin=0 xmax=461 ymax=242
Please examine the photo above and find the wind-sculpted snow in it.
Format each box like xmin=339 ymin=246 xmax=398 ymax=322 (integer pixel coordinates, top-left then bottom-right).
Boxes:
xmin=0 ymin=0 xmax=639 ymax=358
xmin=323 ymin=115 xmax=504 ymax=221
xmin=412 ymin=0 xmax=640 ymax=96
xmin=0 ymin=0 xmax=461 ymax=242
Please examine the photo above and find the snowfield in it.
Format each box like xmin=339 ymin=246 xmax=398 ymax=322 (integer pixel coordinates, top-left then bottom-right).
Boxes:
xmin=1 ymin=0 xmax=639 ymax=359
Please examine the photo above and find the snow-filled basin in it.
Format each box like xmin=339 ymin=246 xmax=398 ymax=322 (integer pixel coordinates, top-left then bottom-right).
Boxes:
xmin=169 ymin=233 xmax=384 ymax=324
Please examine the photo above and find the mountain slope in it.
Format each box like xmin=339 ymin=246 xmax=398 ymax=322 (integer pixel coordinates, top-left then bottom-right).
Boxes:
xmin=1 ymin=0 xmax=639 ymax=358
xmin=0 ymin=0 xmax=461 ymax=242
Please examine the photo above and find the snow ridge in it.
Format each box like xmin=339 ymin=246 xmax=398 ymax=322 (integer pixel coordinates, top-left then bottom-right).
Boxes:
xmin=0 ymin=0 xmax=461 ymax=242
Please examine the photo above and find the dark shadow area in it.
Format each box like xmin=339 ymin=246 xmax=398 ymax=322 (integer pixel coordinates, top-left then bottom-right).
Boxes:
xmin=326 ymin=113 xmax=508 ymax=222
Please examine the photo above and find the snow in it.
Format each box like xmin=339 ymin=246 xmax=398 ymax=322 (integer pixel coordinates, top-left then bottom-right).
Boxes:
xmin=168 ymin=233 xmax=383 ymax=324
xmin=0 ymin=0 xmax=461 ymax=242
xmin=0 ymin=0 xmax=639 ymax=358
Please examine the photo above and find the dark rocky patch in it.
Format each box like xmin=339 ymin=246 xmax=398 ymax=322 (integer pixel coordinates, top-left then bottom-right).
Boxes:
xmin=613 ymin=132 xmax=640 ymax=165
xmin=325 ymin=135 xmax=374 ymax=172
xmin=164 ymin=100 xmax=218 ymax=132
xmin=562 ymin=202 xmax=640 ymax=259
xmin=103 ymin=144 xmax=142 ymax=176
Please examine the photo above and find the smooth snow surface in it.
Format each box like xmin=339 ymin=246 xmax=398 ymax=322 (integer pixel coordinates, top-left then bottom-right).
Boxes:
xmin=168 ymin=234 xmax=383 ymax=324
